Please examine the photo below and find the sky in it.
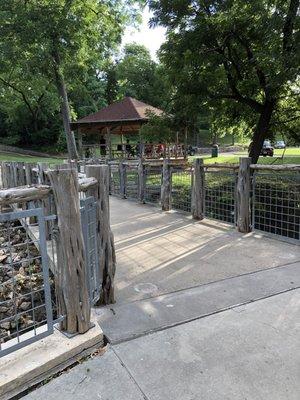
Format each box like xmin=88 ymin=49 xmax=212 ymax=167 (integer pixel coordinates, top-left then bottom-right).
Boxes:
xmin=122 ymin=7 xmax=166 ymax=60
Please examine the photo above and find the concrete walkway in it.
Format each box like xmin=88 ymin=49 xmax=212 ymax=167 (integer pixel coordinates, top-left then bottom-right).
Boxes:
xmin=109 ymin=198 xmax=299 ymax=304
xmin=24 ymin=289 xmax=300 ymax=400
xmin=23 ymin=198 xmax=300 ymax=399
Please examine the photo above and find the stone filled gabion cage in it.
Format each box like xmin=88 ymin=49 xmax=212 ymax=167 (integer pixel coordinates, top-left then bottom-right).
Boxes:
xmin=0 ymin=161 xmax=116 ymax=357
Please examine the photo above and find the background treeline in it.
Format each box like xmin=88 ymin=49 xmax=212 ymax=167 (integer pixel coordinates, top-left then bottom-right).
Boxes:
xmin=0 ymin=0 xmax=299 ymax=158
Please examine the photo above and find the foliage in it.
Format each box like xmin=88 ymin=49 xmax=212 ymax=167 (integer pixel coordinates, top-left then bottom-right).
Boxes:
xmin=111 ymin=42 xmax=172 ymax=108
xmin=149 ymin=0 xmax=300 ymax=161
xmin=0 ymin=0 xmax=145 ymax=153
xmin=140 ymin=112 xmax=177 ymax=143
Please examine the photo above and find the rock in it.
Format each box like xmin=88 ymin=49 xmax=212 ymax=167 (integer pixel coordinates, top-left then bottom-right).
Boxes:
xmin=0 ymin=321 xmax=11 ymax=330
xmin=0 ymin=254 xmax=8 ymax=263
xmin=19 ymin=301 xmax=31 ymax=311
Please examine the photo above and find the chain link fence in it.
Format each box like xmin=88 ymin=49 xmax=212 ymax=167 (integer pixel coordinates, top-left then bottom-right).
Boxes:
xmin=252 ymin=171 xmax=300 ymax=242
xmin=204 ymin=169 xmax=237 ymax=224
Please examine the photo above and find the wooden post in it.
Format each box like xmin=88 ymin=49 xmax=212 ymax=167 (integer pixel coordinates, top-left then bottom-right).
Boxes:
xmin=105 ymin=127 xmax=112 ymax=160
xmin=237 ymin=157 xmax=251 ymax=233
xmin=86 ymin=165 xmax=116 ymax=305
xmin=192 ymin=158 xmax=205 ymax=220
xmin=138 ymin=158 xmax=146 ymax=203
xmin=48 ymin=168 xmax=91 ymax=334
xmin=161 ymin=159 xmax=172 ymax=211
xmin=37 ymin=163 xmax=52 ymax=238
xmin=77 ymin=129 xmax=83 ymax=159
xmin=119 ymin=161 xmax=126 ymax=198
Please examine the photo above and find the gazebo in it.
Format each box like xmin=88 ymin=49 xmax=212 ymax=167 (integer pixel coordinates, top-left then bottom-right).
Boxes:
xmin=71 ymin=96 xmax=165 ymax=159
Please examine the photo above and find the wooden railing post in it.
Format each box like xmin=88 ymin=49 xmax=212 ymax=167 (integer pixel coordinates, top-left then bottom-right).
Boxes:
xmin=192 ymin=158 xmax=205 ymax=220
xmin=47 ymin=168 xmax=91 ymax=334
xmin=138 ymin=158 xmax=146 ymax=203
xmin=86 ymin=165 xmax=116 ymax=305
xmin=237 ymin=157 xmax=251 ymax=233
xmin=161 ymin=159 xmax=172 ymax=211
xmin=119 ymin=161 xmax=126 ymax=198
xmin=37 ymin=163 xmax=52 ymax=238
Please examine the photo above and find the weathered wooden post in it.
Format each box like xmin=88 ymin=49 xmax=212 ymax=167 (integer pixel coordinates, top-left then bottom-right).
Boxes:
xmin=192 ymin=158 xmax=205 ymax=220
xmin=119 ymin=161 xmax=126 ymax=198
xmin=86 ymin=165 xmax=116 ymax=305
xmin=37 ymin=163 xmax=52 ymax=238
xmin=237 ymin=157 xmax=251 ymax=233
xmin=161 ymin=159 xmax=172 ymax=211
xmin=48 ymin=168 xmax=91 ymax=334
xmin=138 ymin=158 xmax=146 ymax=203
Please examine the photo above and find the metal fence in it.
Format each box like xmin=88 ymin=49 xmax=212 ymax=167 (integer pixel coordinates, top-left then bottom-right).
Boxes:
xmin=0 ymin=208 xmax=54 ymax=357
xmin=171 ymin=167 xmax=193 ymax=213
xmin=252 ymin=170 xmax=300 ymax=242
xmin=110 ymin=164 xmax=121 ymax=196
xmin=204 ymin=169 xmax=237 ymax=224
xmin=126 ymin=164 xmax=139 ymax=200
xmin=144 ymin=165 xmax=162 ymax=204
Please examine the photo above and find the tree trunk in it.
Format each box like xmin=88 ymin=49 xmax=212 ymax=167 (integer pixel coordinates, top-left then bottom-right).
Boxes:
xmin=249 ymin=100 xmax=276 ymax=163
xmin=52 ymin=48 xmax=78 ymax=160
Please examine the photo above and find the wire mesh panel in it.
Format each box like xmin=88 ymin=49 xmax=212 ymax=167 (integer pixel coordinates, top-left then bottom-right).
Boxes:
xmin=204 ymin=169 xmax=237 ymax=224
xmin=0 ymin=208 xmax=53 ymax=357
xmin=144 ymin=165 xmax=162 ymax=205
xmin=80 ymin=197 xmax=101 ymax=305
xmin=110 ymin=164 xmax=121 ymax=196
xmin=126 ymin=164 xmax=139 ymax=200
xmin=171 ymin=167 xmax=193 ymax=212
xmin=252 ymin=171 xmax=300 ymax=242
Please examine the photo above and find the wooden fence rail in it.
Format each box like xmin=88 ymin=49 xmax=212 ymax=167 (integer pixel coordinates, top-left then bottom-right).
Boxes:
xmin=0 ymin=163 xmax=116 ymax=336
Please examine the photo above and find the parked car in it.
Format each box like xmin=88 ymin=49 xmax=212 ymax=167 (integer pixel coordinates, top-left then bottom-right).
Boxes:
xmin=261 ymin=140 xmax=274 ymax=157
xmin=274 ymin=140 xmax=286 ymax=149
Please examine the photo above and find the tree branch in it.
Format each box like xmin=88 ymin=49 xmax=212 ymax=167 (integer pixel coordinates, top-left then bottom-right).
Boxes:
xmin=282 ymin=0 xmax=299 ymax=54
xmin=0 ymin=76 xmax=35 ymax=118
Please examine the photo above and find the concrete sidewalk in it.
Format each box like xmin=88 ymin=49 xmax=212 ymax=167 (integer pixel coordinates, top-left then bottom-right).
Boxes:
xmin=24 ymin=289 xmax=300 ymax=400
xmin=22 ymin=199 xmax=300 ymax=399
xmin=110 ymin=197 xmax=299 ymax=304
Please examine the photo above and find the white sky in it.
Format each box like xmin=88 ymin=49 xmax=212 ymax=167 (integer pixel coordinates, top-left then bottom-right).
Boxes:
xmin=121 ymin=7 xmax=166 ymax=60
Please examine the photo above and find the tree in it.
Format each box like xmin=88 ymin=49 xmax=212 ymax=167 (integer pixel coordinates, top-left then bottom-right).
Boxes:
xmin=115 ymin=43 xmax=171 ymax=108
xmin=149 ymin=0 xmax=300 ymax=162
xmin=0 ymin=0 xmax=145 ymax=158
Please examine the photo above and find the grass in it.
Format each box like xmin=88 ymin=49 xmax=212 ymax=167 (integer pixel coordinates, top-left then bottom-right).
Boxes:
xmin=190 ymin=147 xmax=300 ymax=165
xmin=0 ymin=152 xmax=63 ymax=164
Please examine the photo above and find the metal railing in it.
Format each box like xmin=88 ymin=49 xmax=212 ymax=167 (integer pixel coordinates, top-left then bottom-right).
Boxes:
xmin=0 ymin=208 xmax=54 ymax=357
xmin=204 ymin=169 xmax=237 ymax=224
xmin=171 ymin=167 xmax=193 ymax=213
xmin=109 ymin=163 xmax=121 ymax=196
xmin=252 ymin=170 xmax=300 ymax=242
xmin=144 ymin=165 xmax=162 ymax=205
xmin=126 ymin=164 xmax=139 ymax=200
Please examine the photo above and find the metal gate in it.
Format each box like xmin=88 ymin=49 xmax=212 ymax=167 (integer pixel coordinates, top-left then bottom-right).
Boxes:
xmin=0 ymin=208 xmax=53 ymax=357
xmin=80 ymin=197 xmax=101 ymax=305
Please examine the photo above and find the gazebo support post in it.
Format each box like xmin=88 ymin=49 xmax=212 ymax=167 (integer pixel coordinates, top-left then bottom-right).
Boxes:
xmin=77 ymin=129 xmax=83 ymax=159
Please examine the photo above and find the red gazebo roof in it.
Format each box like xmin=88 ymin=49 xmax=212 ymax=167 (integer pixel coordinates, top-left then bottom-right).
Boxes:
xmin=72 ymin=97 xmax=163 ymax=127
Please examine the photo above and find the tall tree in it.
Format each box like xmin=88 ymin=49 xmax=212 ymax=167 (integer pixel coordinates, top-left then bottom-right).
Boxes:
xmin=149 ymin=0 xmax=299 ymax=162
xmin=0 ymin=0 xmax=144 ymax=158
xmin=116 ymin=43 xmax=171 ymax=108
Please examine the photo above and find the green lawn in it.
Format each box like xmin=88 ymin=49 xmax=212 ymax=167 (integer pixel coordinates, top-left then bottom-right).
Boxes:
xmin=190 ymin=147 xmax=300 ymax=165
xmin=0 ymin=152 xmax=63 ymax=164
